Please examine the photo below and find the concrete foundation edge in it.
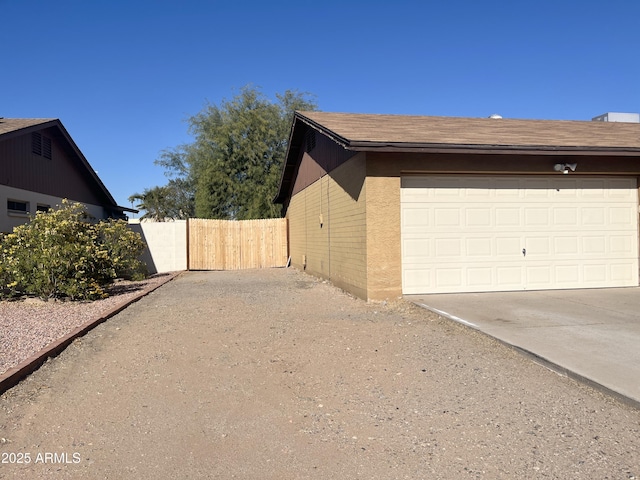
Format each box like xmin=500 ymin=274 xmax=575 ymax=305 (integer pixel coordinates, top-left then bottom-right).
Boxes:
xmin=413 ymin=302 xmax=640 ymax=411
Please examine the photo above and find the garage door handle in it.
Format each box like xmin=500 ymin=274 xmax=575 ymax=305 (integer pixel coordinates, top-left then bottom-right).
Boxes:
xmin=522 ymin=248 xmax=526 ymax=257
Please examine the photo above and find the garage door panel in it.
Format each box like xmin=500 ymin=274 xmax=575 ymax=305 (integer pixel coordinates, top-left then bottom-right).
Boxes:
xmin=610 ymin=207 xmax=634 ymax=225
xmin=584 ymin=265 xmax=607 ymax=283
xmin=526 ymin=237 xmax=551 ymax=255
xmin=582 ymin=236 xmax=606 ymax=254
xmin=402 ymin=238 xmax=432 ymax=262
xmin=580 ymin=179 xmax=606 ymax=193
xmin=401 ymin=207 xmax=431 ymax=231
xmin=495 ymin=208 xmax=521 ymax=226
xmin=582 ymin=209 xmax=613 ymax=225
xmin=434 ymin=208 xmax=461 ymax=227
xmin=553 ymin=236 xmax=579 ymax=255
xmin=554 ymin=265 xmax=579 ymax=284
xmin=526 ymin=266 xmax=552 ymax=286
xmin=611 ymin=263 xmax=635 ymax=281
xmin=466 ymin=238 xmax=492 ymax=256
xmin=464 ymin=178 xmax=493 ymax=191
xmin=403 ymin=269 xmax=433 ymax=294
xmin=610 ymin=235 xmax=635 ymax=254
xmin=554 ymin=207 xmax=579 ymax=225
xmin=555 ymin=181 xmax=579 ymax=196
xmin=496 ymin=266 xmax=523 ymax=287
xmin=525 ymin=208 xmax=550 ymax=226
xmin=466 ymin=208 xmax=492 ymax=226
xmin=524 ymin=184 xmax=552 ymax=197
xmin=435 ymin=268 xmax=463 ymax=287
xmin=493 ymin=178 xmax=522 ymax=191
xmin=401 ymin=176 xmax=638 ymax=294
xmin=467 ymin=268 xmax=493 ymax=287
xmin=608 ymin=180 xmax=637 ymax=196
xmin=496 ymin=237 xmax=521 ymax=256
xmin=435 ymin=238 xmax=462 ymax=256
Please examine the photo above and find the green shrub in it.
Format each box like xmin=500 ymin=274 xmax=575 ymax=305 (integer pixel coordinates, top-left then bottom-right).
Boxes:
xmin=95 ymin=218 xmax=148 ymax=281
xmin=0 ymin=200 xmax=147 ymax=300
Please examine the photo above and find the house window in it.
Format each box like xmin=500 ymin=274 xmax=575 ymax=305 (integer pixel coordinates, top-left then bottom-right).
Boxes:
xmin=7 ymin=199 xmax=29 ymax=215
xmin=32 ymin=132 xmax=52 ymax=159
xmin=36 ymin=204 xmax=50 ymax=213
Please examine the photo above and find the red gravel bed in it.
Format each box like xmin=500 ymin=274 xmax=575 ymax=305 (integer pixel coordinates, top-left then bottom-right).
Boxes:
xmin=0 ymin=273 xmax=177 ymax=375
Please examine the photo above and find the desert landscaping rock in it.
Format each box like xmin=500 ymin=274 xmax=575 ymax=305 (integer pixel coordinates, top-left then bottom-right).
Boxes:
xmin=0 ymin=273 xmax=177 ymax=377
xmin=0 ymin=269 xmax=638 ymax=479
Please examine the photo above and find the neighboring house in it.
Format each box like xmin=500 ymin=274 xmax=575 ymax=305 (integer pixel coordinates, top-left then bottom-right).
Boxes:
xmin=0 ymin=118 xmax=134 ymax=233
xmin=275 ymin=111 xmax=640 ymax=301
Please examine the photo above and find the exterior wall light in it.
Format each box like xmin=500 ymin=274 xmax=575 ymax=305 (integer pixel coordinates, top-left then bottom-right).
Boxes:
xmin=554 ymin=163 xmax=577 ymax=174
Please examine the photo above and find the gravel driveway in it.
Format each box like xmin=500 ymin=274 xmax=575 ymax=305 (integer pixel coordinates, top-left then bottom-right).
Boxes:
xmin=1 ymin=269 xmax=638 ymax=479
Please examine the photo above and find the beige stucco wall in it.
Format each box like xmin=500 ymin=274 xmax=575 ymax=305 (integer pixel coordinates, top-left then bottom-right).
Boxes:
xmin=287 ymin=154 xmax=368 ymax=299
xmin=364 ymin=175 xmax=402 ymax=300
xmin=327 ymin=154 xmax=367 ymax=298
xmin=286 ymin=187 xmax=309 ymax=271
xmin=128 ymin=220 xmax=187 ymax=274
xmin=287 ymin=176 xmax=330 ymax=278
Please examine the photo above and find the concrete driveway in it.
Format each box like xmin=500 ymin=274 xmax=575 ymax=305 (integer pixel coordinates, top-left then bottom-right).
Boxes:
xmin=406 ymin=288 xmax=640 ymax=406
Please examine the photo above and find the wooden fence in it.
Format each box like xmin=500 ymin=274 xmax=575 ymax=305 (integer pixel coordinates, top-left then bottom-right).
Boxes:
xmin=187 ymin=218 xmax=288 ymax=270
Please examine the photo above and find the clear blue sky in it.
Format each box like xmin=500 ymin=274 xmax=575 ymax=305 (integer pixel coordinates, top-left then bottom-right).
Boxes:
xmin=2 ymin=0 xmax=639 ymax=212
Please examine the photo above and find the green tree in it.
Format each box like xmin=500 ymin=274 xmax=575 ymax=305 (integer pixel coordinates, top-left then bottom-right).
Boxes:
xmin=153 ymin=86 xmax=317 ymax=220
xmin=128 ymin=180 xmax=194 ymax=221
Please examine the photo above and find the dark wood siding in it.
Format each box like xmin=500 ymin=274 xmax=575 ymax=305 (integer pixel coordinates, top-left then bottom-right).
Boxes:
xmin=0 ymin=127 xmax=107 ymax=205
xmin=291 ymin=130 xmax=357 ymax=197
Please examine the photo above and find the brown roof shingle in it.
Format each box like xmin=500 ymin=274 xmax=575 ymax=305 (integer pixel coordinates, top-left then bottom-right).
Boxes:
xmin=275 ymin=111 xmax=640 ymax=204
xmin=0 ymin=118 xmax=56 ymax=136
xmin=297 ymin=111 xmax=640 ymax=151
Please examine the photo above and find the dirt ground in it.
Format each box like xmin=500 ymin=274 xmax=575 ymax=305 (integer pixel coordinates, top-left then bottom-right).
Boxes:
xmin=0 ymin=269 xmax=639 ymax=479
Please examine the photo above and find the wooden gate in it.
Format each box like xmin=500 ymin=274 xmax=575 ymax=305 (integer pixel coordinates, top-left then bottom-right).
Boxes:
xmin=187 ymin=218 xmax=288 ymax=270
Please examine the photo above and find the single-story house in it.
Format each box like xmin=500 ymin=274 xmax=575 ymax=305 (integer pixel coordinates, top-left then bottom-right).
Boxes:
xmin=275 ymin=111 xmax=640 ymax=301
xmin=0 ymin=118 xmax=134 ymax=233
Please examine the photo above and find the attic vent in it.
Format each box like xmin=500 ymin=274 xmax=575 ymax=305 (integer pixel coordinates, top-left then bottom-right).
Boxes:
xmin=32 ymin=132 xmax=42 ymax=155
xmin=305 ymin=130 xmax=316 ymax=153
xmin=42 ymin=136 xmax=52 ymax=159
xmin=31 ymin=132 xmax=52 ymax=159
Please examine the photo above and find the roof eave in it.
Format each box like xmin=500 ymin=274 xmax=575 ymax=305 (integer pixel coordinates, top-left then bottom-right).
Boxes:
xmin=52 ymin=121 xmax=119 ymax=207
xmin=0 ymin=119 xmax=59 ymax=141
xmin=346 ymin=141 xmax=640 ymax=156
xmin=274 ymin=111 xmax=640 ymax=205
xmin=274 ymin=113 xmax=313 ymax=204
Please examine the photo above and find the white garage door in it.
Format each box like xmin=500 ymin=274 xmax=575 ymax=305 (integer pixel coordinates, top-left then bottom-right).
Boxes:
xmin=401 ymin=176 xmax=639 ymax=294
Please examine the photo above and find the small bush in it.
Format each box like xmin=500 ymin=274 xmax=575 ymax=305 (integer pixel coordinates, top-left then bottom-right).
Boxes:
xmin=94 ymin=218 xmax=148 ymax=282
xmin=0 ymin=200 xmax=147 ymax=300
